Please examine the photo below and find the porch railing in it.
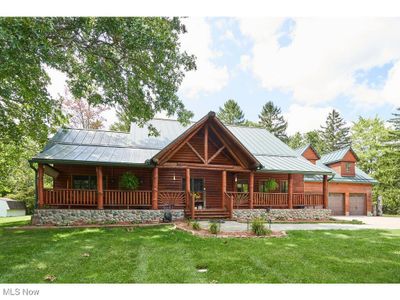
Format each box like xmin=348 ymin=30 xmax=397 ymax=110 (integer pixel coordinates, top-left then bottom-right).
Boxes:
xmin=225 ymin=192 xmax=249 ymax=208
xmin=43 ymin=189 xmax=97 ymax=206
xmin=158 ymin=190 xmax=186 ymax=208
xmin=104 ymin=190 xmax=152 ymax=207
xmin=223 ymin=192 xmax=233 ymax=218
xmin=293 ymin=193 xmax=324 ymax=206
xmin=254 ymin=192 xmax=288 ymax=207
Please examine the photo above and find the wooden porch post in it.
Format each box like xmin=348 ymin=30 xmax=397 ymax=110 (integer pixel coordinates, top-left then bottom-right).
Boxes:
xmin=222 ymin=170 xmax=227 ymax=208
xmin=185 ymin=168 xmax=190 ymax=208
xmin=344 ymin=192 xmax=350 ymax=215
xmin=96 ymin=166 xmax=104 ymax=209
xmin=323 ymin=175 xmax=328 ymax=209
xmin=249 ymin=171 xmax=254 ymax=209
xmin=288 ymin=174 xmax=293 ymax=209
xmin=152 ymin=167 xmax=159 ymax=210
xmin=38 ymin=163 xmax=44 ymax=208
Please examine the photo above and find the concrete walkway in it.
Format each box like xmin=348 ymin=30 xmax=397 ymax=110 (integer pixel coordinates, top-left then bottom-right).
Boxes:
xmin=198 ymin=216 xmax=400 ymax=232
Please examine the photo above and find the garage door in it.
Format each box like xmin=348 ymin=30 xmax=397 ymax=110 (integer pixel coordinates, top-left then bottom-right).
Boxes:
xmin=328 ymin=193 xmax=344 ymax=215
xmin=350 ymin=194 xmax=366 ymax=215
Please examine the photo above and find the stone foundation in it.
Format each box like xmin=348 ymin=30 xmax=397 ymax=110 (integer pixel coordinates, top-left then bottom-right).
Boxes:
xmin=233 ymin=208 xmax=332 ymax=221
xmin=32 ymin=209 xmax=185 ymax=226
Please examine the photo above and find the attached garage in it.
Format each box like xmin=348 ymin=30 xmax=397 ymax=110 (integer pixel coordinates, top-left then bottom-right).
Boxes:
xmin=349 ymin=194 xmax=366 ymax=215
xmin=328 ymin=193 xmax=344 ymax=215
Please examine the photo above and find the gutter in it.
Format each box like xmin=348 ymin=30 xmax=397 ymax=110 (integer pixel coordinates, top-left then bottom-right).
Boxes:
xmin=28 ymin=161 xmax=38 ymax=209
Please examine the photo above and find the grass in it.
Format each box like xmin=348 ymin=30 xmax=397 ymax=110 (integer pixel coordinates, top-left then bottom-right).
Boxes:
xmin=0 ymin=225 xmax=399 ymax=283
xmin=0 ymin=215 xmax=31 ymax=228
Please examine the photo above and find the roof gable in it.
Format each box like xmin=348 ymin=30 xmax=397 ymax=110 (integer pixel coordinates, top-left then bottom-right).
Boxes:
xmin=320 ymin=146 xmax=359 ymax=165
xmin=152 ymin=112 xmax=260 ymax=169
xmin=295 ymin=144 xmax=320 ymax=160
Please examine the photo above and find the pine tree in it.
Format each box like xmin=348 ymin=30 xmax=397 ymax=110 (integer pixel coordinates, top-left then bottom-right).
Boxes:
xmin=258 ymin=101 xmax=288 ymax=141
xmin=217 ymin=99 xmax=245 ymax=125
xmin=319 ymin=109 xmax=350 ymax=153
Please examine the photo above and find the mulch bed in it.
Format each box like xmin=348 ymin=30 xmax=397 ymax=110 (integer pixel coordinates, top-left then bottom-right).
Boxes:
xmin=174 ymin=222 xmax=286 ymax=238
xmin=5 ymin=222 xmax=173 ymax=230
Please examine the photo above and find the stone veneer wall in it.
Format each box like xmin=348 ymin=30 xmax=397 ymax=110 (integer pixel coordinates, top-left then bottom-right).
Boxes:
xmin=32 ymin=209 xmax=185 ymax=226
xmin=233 ymin=208 xmax=332 ymax=221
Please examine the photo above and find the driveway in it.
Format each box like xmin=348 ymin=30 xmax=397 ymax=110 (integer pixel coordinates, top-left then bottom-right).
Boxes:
xmin=198 ymin=216 xmax=400 ymax=232
xmin=333 ymin=216 xmax=400 ymax=230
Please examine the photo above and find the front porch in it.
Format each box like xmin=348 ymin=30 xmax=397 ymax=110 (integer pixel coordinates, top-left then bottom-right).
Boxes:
xmin=37 ymin=163 xmax=329 ymax=219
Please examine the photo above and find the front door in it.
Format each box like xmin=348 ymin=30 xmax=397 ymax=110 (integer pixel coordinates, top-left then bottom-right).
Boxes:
xmin=182 ymin=178 xmax=206 ymax=208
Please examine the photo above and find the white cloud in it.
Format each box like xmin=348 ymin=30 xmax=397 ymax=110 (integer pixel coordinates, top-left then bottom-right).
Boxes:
xmin=179 ymin=18 xmax=229 ymax=98
xmin=239 ymin=54 xmax=251 ymax=71
xmin=239 ymin=18 xmax=400 ymax=107
xmin=284 ymin=104 xmax=333 ymax=135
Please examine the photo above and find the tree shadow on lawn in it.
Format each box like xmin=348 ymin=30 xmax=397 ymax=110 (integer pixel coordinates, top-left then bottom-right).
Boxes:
xmin=0 ymin=227 xmax=400 ymax=283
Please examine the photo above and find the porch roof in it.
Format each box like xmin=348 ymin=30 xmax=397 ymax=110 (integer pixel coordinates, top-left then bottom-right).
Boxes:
xmin=31 ymin=113 xmax=332 ymax=175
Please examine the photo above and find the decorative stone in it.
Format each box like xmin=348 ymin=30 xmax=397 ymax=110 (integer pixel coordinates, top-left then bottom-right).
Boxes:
xmin=233 ymin=208 xmax=331 ymax=221
xmin=32 ymin=209 xmax=185 ymax=226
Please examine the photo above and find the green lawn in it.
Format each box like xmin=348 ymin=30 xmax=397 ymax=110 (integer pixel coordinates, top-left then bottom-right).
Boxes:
xmin=0 ymin=215 xmax=31 ymax=228
xmin=0 ymin=224 xmax=399 ymax=283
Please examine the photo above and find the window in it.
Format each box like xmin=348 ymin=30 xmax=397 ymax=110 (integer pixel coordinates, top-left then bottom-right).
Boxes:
xmin=237 ymin=179 xmax=249 ymax=192
xmin=181 ymin=178 xmax=204 ymax=192
xmin=345 ymin=163 xmax=352 ymax=173
xmin=72 ymin=175 xmax=106 ymax=190
xmin=280 ymin=180 xmax=288 ymax=193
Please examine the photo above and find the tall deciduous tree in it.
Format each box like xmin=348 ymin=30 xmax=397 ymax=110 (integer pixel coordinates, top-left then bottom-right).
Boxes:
xmin=61 ymin=89 xmax=108 ymax=130
xmin=320 ymin=109 xmax=350 ymax=153
xmin=288 ymin=132 xmax=304 ymax=149
xmin=351 ymin=116 xmax=389 ymax=174
xmin=304 ymin=130 xmax=324 ymax=154
xmin=217 ymin=99 xmax=245 ymax=125
xmin=0 ymin=17 xmax=196 ymax=143
xmin=258 ymin=101 xmax=288 ymax=141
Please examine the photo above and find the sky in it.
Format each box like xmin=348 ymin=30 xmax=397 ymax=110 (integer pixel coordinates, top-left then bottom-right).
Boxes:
xmin=48 ymin=17 xmax=400 ymax=135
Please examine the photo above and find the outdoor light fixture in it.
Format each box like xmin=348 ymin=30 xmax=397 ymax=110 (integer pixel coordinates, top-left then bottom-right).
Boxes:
xmin=234 ymin=175 xmax=238 ymax=183
xmin=173 ymin=172 xmax=176 ymax=181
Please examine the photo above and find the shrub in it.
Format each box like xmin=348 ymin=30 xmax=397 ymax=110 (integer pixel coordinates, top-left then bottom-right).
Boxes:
xmin=119 ymin=172 xmax=140 ymax=190
xmin=209 ymin=222 xmax=220 ymax=234
xmin=251 ymin=218 xmax=271 ymax=236
xmin=192 ymin=221 xmax=201 ymax=230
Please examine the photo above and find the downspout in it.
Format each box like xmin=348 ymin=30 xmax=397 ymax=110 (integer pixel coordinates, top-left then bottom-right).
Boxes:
xmin=29 ymin=161 xmax=38 ymax=209
xmin=328 ymin=173 xmax=336 ymax=182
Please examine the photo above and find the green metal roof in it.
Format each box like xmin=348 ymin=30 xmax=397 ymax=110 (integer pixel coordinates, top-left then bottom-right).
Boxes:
xmin=319 ymin=146 xmax=358 ymax=164
xmin=305 ymin=163 xmax=377 ymax=184
xmin=32 ymin=115 xmax=332 ymax=175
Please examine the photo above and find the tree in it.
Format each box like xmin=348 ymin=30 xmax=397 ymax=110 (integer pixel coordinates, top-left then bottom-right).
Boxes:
xmin=61 ymin=88 xmax=108 ymax=129
xmin=375 ymin=108 xmax=400 ymax=214
xmin=304 ymin=130 xmax=324 ymax=154
xmin=243 ymin=120 xmax=262 ymax=128
xmin=288 ymin=132 xmax=304 ymax=149
xmin=258 ymin=101 xmax=288 ymax=141
xmin=351 ymin=116 xmax=389 ymax=174
xmin=0 ymin=17 xmax=196 ymax=143
xmin=109 ymin=106 xmax=132 ymax=132
xmin=217 ymin=99 xmax=245 ymax=125
xmin=320 ymin=109 xmax=350 ymax=153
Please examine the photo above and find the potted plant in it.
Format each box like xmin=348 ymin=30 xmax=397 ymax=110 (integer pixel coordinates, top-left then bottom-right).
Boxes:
xmin=119 ymin=172 xmax=140 ymax=190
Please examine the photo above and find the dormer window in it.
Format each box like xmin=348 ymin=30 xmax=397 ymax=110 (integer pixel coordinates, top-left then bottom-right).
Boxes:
xmin=345 ymin=163 xmax=351 ymax=173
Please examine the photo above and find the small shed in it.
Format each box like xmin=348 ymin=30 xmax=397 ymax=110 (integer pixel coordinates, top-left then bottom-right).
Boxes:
xmin=0 ymin=198 xmax=26 ymax=217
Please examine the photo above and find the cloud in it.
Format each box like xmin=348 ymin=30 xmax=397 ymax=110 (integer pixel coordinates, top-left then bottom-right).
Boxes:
xmin=239 ymin=54 xmax=251 ymax=71
xmin=284 ymin=104 xmax=333 ymax=135
xmin=179 ymin=18 xmax=229 ymax=99
xmin=238 ymin=18 xmax=400 ymax=107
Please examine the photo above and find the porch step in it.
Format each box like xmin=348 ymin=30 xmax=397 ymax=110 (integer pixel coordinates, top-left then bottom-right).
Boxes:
xmin=184 ymin=208 xmax=230 ymax=220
